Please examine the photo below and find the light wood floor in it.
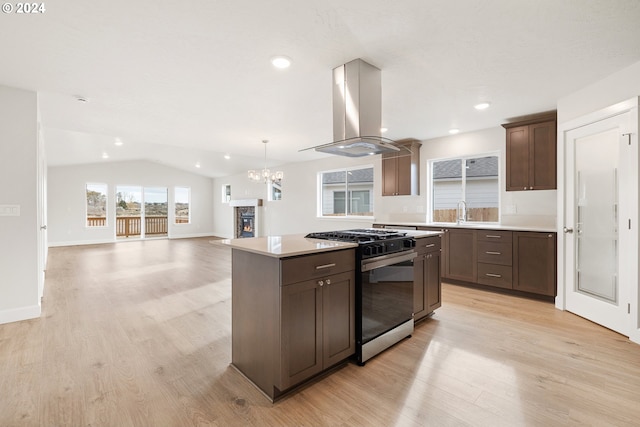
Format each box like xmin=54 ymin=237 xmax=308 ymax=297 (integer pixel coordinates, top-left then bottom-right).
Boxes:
xmin=1 ymin=238 xmax=639 ymax=426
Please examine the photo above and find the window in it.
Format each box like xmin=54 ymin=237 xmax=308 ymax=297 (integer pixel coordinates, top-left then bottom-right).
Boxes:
xmin=270 ymin=181 xmax=282 ymax=201
xmin=86 ymin=183 xmax=107 ymax=227
xmin=175 ymin=187 xmax=190 ymax=224
xmin=430 ymin=154 xmax=499 ymax=223
xmin=222 ymin=184 xmax=231 ymax=203
xmin=320 ymin=166 xmax=373 ymax=217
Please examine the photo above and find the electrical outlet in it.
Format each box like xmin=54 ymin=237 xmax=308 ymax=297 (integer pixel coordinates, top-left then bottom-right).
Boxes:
xmin=0 ymin=205 xmax=20 ymax=216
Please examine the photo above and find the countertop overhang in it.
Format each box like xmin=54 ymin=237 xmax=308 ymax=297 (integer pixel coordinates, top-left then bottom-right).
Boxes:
xmin=217 ymin=234 xmax=358 ymax=258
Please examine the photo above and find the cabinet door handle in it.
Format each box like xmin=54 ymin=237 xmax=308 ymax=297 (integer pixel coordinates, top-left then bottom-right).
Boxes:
xmin=485 ymin=235 xmax=502 ymax=239
xmin=426 ymin=244 xmax=435 ymax=248
xmin=485 ymin=251 xmax=501 ymax=255
xmin=318 ymin=280 xmax=324 ymax=287
xmin=315 ymin=263 xmax=336 ymax=270
xmin=485 ymin=273 xmax=502 ymax=278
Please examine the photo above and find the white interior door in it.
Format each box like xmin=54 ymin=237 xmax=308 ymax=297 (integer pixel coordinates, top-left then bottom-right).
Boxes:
xmin=37 ymin=124 xmax=47 ymax=300
xmin=564 ymin=110 xmax=636 ymax=336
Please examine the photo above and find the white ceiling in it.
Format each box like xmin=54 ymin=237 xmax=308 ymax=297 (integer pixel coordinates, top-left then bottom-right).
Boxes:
xmin=2 ymin=0 xmax=640 ymax=178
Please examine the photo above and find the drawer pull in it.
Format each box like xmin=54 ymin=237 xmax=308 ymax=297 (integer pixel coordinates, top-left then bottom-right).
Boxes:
xmin=315 ymin=263 xmax=336 ymax=270
xmin=426 ymin=244 xmax=435 ymax=248
xmin=485 ymin=273 xmax=502 ymax=278
xmin=485 ymin=251 xmax=501 ymax=255
xmin=485 ymin=235 xmax=502 ymax=239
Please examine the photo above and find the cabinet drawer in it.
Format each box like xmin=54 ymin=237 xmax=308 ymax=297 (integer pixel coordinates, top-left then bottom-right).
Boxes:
xmin=415 ymin=236 xmax=441 ymax=254
xmin=477 ymin=241 xmax=512 ymax=265
xmin=477 ymin=263 xmax=513 ymax=289
xmin=281 ymin=249 xmax=355 ymax=285
xmin=477 ymin=230 xmax=512 ymax=243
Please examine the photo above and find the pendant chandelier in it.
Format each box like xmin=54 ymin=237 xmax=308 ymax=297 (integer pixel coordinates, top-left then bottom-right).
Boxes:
xmin=248 ymin=139 xmax=284 ymax=184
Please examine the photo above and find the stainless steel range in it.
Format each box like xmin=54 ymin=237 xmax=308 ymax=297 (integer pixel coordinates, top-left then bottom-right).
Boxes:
xmin=305 ymin=229 xmax=416 ymax=364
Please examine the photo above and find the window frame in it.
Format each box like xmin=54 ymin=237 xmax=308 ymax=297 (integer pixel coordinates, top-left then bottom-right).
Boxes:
xmin=85 ymin=183 xmax=108 ymax=228
xmin=221 ymin=184 xmax=231 ymax=203
xmin=428 ymin=151 xmax=501 ymax=224
xmin=174 ymin=186 xmax=191 ymax=225
xmin=317 ymin=164 xmax=375 ymax=219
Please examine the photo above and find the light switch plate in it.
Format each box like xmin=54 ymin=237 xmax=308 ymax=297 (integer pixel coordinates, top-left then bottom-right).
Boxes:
xmin=0 ymin=205 xmax=20 ymax=216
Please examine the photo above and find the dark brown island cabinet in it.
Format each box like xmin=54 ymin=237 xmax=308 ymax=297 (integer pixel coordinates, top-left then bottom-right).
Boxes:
xmin=381 ymin=138 xmax=421 ymax=196
xmin=231 ymin=247 xmax=355 ymax=401
xmin=413 ymin=235 xmax=442 ymax=321
xmin=502 ymin=112 xmax=557 ymax=191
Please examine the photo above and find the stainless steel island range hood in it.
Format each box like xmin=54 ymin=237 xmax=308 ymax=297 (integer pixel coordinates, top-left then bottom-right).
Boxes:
xmin=301 ymin=58 xmax=400 ymax=157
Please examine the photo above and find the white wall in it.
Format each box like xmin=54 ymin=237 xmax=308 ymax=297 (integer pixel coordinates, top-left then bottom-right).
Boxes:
xmin=213 ymin=126 xmax=557 ymax=238
xmin=213 ymin=155 xmax=377 ymax=238
xmin=0 ymin=85 xmax=40 ymax=324
xmin=558 ymin=61 xmax=640 ymax=123
xmin=48 ymin=160 xmax=215 ymax=246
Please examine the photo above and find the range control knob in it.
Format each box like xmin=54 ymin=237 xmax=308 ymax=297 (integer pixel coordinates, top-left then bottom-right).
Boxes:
xmin=403 ymin=239 xmax=416 ymax=248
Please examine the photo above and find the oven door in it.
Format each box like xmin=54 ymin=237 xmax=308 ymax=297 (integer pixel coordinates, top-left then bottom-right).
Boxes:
xmin=360 ymin=250 xmax=416 ymax=345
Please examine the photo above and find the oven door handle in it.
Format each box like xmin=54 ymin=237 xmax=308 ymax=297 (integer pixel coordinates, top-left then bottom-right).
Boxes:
xmin=361 ymin=251 xmax=417 ymax=272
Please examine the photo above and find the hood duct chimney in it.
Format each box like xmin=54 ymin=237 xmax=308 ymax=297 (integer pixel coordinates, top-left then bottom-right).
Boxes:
xmin=301 ymin=58 xmax=400 ymax=157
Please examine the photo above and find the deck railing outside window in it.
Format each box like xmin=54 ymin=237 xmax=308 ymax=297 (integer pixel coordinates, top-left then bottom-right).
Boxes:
xmin=87 ymin=216 xmax=169 ymax=237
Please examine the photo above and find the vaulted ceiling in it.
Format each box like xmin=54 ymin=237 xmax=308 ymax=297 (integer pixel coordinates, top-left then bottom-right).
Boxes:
xmin=2 ymin=0 xmax=640 ymax=177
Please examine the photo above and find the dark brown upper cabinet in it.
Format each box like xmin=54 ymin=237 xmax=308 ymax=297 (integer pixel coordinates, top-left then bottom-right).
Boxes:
xmin=381 ymin=138 xmax=421 ymax=196
xmin=502 ymin=113 xmax=557 ymax=191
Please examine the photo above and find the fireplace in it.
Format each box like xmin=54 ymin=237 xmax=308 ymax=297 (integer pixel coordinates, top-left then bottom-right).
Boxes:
xmin=237 ymin=207 xmax=255 ymax=238
xmin=230 ymin=199 xmax=263 ymax=238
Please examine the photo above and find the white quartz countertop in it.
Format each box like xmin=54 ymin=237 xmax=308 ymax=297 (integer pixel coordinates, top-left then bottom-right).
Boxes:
xmin=375 ymin=222 xmax=557 ymax=233
xmin=402 ymin=230 xmax=443 ymax=238
xmin=216 ymin=234 xmax=358 ymax=258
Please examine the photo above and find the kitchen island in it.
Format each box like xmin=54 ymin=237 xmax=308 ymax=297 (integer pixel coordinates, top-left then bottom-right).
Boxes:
xmin=220 ymin=229 xmax=441 ymax=400
xmin=220 ymin=234 xmax=358 ymax=401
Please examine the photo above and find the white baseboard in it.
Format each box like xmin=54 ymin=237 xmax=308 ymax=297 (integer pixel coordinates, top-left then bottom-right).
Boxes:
xmin=48 ymin=234 xmax=219 ymax=248
xmin=0 ymin=304 xmax=41 ymax=325
xmin=169 ymin=232 xmax=219 ymax=239
xmin=48 ymin=238 xmax=115 ymax=247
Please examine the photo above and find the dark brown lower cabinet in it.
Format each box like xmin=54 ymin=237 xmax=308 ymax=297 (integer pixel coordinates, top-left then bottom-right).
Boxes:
xmin=231 ymin=248 xmax=355 ymax=401
xmin=445 ymin=228 xmax=477 ymax=282
xmin=379 ymin=224 xmax=558 ymax=299
xmin=414 ymin=236 xmax=442 ymax=321
xmin=280 ymin=270 xmax=355 ymax=390
xmin=513 ymin=232 xmax=557 ymax=296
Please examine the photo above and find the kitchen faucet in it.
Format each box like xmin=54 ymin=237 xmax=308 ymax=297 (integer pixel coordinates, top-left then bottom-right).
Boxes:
xmin=457 ymin=200 xmax=467 ymax=224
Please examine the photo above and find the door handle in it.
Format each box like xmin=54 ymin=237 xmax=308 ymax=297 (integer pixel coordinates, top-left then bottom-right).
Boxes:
xmin=563 ymin=227 xmax=574 ymax=234
xmin=40 ymin=225 xmax=47 ymax=230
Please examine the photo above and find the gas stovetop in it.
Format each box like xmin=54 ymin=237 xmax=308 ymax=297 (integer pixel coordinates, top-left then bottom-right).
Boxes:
xmin=306 ymin=229 xmax=416 ymax=258
xmin=305 ymin=228 xmax=407 ymax=243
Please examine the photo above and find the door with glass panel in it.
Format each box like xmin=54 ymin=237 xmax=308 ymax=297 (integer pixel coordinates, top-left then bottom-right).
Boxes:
xmin=115 ymin=186 xmax=168 ymax=239
xmin=144 ymin=187 xmax=168 ymax=237
xmin=564 ymin=111 xmax=635 ymax=335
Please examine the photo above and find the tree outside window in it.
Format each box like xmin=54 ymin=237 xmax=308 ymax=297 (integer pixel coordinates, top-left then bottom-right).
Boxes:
xmin=86 ymin=183 xmax=107 ymax=227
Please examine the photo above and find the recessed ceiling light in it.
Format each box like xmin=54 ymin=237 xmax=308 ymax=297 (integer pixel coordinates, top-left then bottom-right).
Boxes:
xmin=114 ymin=138 xmax=123 ymax=146
xmin=380 ymin=127 xmax=388 ymax=133
xmin=101 ymin=152 xmax=109 ymax=159
xmin=449 ymin=128 xmax=460 ymax=134
xmin=224 ymin=154 xmax=231 ymax=160
xmin=271 ymin=55 xmax=291 ymax=69
xmin=474 ymin=102 xmax=491 ymax=110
